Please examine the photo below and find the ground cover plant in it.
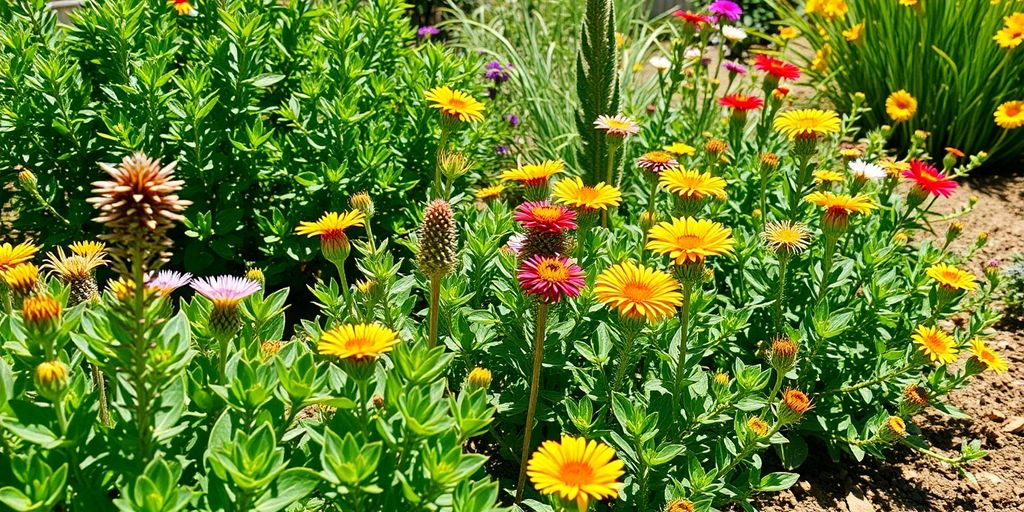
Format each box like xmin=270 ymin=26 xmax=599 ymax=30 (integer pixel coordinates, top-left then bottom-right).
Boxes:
xmin=0 ymin=0 xmax=1018 ymax=511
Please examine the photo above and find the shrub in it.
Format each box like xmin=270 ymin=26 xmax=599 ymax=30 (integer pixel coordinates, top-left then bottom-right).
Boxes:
xmin=770 ymin=0 xmax=1024 ymax=167
xmin=999 ymin=254 xmax=1024 ymax=318
xmin=0 ymin=0 xmax=494 ymax=283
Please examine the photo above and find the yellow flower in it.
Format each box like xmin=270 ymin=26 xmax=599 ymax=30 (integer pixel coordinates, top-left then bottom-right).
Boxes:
xmin=615 ymin=32 xmax=626 ymax=47
xmin=811 ymin=44 xmax=832 ymax=72
xmin=424 ymin=86 xmax=485 ymax=123
xmin=466 ymin=367 xmax=492 ymax=389
xmin=552 ymin=177 xmax=622 ymax=212
xmin=804 ymin=191 xmax=875 ymax=216
xmin=773 ymin=109 xmax=841 ymax=139
xmin=3 ymin=263 xmax=39 ymax=296
xmin=659 ymin=168 xmax=727 ymax=201
xmin=805 ymin=0 xmax=848 ymax=19
xmin=646 ymin=217 xmax=734 ymax=265
xmin=970 ymin=338 xmax=1008 ymax=373
xmin=926 ymin=263 xmax=976 ymax=291
xmin=318 ymin=323 xmax=399 ymax=361
xmin=912 ymin=325 xmax=958 ymax=365
xmin=812 ymin=169 xmax=845 ymax=185
xmin=474 ymin=184 xmax=506 ymax=201
xmin=593 ymin=261 xmax=683 ymax=322
xmin=885 ymin=90 xmax=917 ymax=122
xmin=527 ymin=435 xmax=625 ymax=512
xmin=842 ymin=22 xmax=864 ymax=42
xmin=994 ymin=101 xmax=1024 ymax=129
xmin=296 ymin=211 xmax=365 ymax=240
xmin=762 ymin=221 xmax=812 ymax=256
xmin=880 ymin=159 xmax=911 ymax=178
xmin=994 ymin=15 xmax=1024 ymax=49
xmin=68 ymin=241 xmax=106 ymax=258
xmin=663 ymin=142 xmax=697 ymax=156
xmin=779 ymin=26 xmax=798 ymax=40
xmin=0 ymin=242 xmax=38 ymax=273
xmin=500 ymin=160 xmax=565 ymax=187
xmin=899 ymin=0 xmax=917 ymax=5
xmin=747 ymin=416 xmax=770 ymax=436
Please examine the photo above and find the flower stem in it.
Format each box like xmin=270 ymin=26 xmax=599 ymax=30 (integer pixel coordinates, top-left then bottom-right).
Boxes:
xmin=611 ymin=329 xmax=640 ymax=395
xmin=0 ymin=286 xmax=10 ymax=315
xmin=815 ymin=236 xmax=837 ymax=306
xmin=516 ymin=302 xmax=549 ymax=504
xmin=357 ymin=378 xmax=370 ymax=439
xmin=217 ymin=335 xmax=230 ymax=385
xmin=673 ymin=281 xmax=693 ymax=413
xmin=773 ymin=255 xmax=789 ymax=334
xmin=91 ymin=364 xmax=110 ymax=427
xmin=335 ymin=261 xmax=353 ymax=318
xmin=427 ymin=275 xmax=441 ymax=348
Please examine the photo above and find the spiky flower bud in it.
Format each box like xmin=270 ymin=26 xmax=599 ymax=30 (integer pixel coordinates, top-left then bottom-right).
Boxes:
xmin=466 ymin=367 xmax=493 ymax=391
xmin=898 ymin=384 xmax=929 ymax=416
xmin=768 ymin=337 xmax=799 ymax=372
xmin=349 ymin=192 xmax=375 ymax=218
xmin=711 ymin=371 xmax=731 ymax=398
xmin=18 ymin=168 xmax=37 ymax=192
xmin=945 ymin=221 xmax=963 ymax=244
xmin=22 ymin=294 xmax=61 ymax=336
xmin=746 ymin=416 xmax=770 ymax=438
xmin=245 ymin=267 xmax=266 ymax=286
xmin=3 ymin=263 xmax=39 ymax=298
xmin=664 ymin=498 xmax=695 ymax=512
xmin=877 ymin=416 xmax=907 ymax=443
xmin=519 ymin=230 xmax=568 ymax=261
xmin=778 ymin=388 xmax=811 ymax=425
xmin=43 ymin=246 xmax=108 ymax=306
xmin=372 ymin=394 xmax=385 ymax=409
xmin=260 ymin=340 xmax=282 ymax=358
xmin=34 ymin=360 xmax=69 ymax=402
xmin=88 ymin=153 xmax=190 ymax=271
xmin=417 ymin=200 xmax=458 ymax=278
xmin=438 ymin=150 xmax=473 ymax=181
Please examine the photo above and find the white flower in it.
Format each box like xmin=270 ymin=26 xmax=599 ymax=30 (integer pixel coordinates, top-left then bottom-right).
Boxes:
xmin=506 ymin=233 xmax=526 ymax=257
xmin=684 ymin=47 xmax=702 ymax=61
xmin=649 ymin=56 xmax=672 ymax=71
xmin=721 ymin=26 xmax=747 ymax=42
xmin=848 ymin=159 xmax=887 ymax=181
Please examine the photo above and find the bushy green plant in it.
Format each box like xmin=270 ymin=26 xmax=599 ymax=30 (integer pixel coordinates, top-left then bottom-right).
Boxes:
xmin=0 ymin=0 xmax=494 ymax=283
xmin=770 ymin=0 xmax=1024 ymax=166
xmin=998 ymin=254 xmax=1024 ymax=317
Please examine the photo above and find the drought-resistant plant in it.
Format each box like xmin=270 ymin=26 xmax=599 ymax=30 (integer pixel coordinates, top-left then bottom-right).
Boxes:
xmin=0 ymin=0 xmax=498 ymax=283
xmin=770 ymin=0 xmax=1024 ymax=166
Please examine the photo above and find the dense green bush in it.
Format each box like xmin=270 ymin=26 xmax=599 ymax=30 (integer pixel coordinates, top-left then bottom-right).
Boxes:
xmin=0 ymin=0 xmax=497 ymax=283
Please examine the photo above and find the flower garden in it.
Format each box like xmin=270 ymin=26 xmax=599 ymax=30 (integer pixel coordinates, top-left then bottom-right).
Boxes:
xmin=1 ymin=0 xmax=1023 ymax=510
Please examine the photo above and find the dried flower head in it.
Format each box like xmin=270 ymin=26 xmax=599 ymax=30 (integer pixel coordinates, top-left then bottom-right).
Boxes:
xmin=417 ymin=200 xmax=459 ymax=278
xmin=43 ymin=246 xmax=108 ymax=305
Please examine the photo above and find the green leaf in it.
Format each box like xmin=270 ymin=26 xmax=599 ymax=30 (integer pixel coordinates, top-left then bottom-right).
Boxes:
xmin=758 ymin=472 xmax=800 ymax=492
xmin=252 ymin=468 xmax=319 ymax=512
xmin=774 ymin=433 xmax=807 ymax=470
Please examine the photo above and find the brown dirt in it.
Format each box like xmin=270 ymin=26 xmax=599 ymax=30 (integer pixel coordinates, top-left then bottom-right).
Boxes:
xmin=756 ymin=167 xmax=1024 ymax=512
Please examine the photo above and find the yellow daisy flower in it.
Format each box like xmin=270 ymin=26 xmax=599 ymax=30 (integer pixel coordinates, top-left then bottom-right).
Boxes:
xmin=552 ymin=177 xmax=622 ymax=212
xmin=779 ymin=26 xmax=798 ymax=40
xmin=805 ymin=0 xmax=848 ymax=20
xmin=296 ymin=211 xmax=365 ymax=239
xmin=842 ymin=22 xmax=864 ymax=42
xmin=424 ymin=86 xmax=485 ymax=123
xmin=500 ymin=160 xmax=565 ymax=187
xmin=812 ymin=169 xmax=845 ymax=185
xmin=474 ymin=184 xmax=506 ymax=202
xmin=773 ymin=109 xmax=841 ymax=139
xmin=804 ymin=191 xmax=875 ymax=216
xmin=885 ymin=90 xmax=917 ymax=122
xmin=3 ymin=263 xmax=39 ymax=296
xmin=318 ymin=323 xmax=399 ymax=361
xmin=912 ymin=325 xmax=958 ymax=365
xmin=970 ymin=338 xmax=1008 ymax=373
xmin=0 ymin=242 xmax=38 ymax=273
xmin=527 ymin=435 xmax=625 ymax=512
xmin=68 ymin=241 xmax=106 ymax=259
xmin=994 ymin=101 xmax=1024 ymax=129
xmin=663 ymin=142 xmax=697 ymax=156
xmin=646 ymin=217 xmax=734 ymax=265
xmin=659 ymin=168 xmax=727 ymax=201
xmin=762 ymin=221 xmax=812 ymax=256
xmin=593 ymin=261 xmax=683 ymax=322
xmin=926 ymin=263 xmax=977 ymax=291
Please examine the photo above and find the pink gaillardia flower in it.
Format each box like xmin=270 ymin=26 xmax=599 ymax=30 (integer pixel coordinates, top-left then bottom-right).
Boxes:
xmin=903 ymin=160 xmax=957 ymax=204
xmin=146 ymin=270 xmax=193 ymax=295
xmin=594 ymin=114 xmax=640 ymax=137
xmin=515 ymin=201 xmax=578 ymax=233
xmin=708 ymin=0 xmax=742 ymax=21
xmin=192 ymin=275 xmax=262 ymax=339
xmin=518 ymin=255 xmax=585 ymax=304
xmin=723 ymin=61 xmax=747 ymax=75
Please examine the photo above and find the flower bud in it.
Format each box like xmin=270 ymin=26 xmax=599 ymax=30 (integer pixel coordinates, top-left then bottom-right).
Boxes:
xmin=877 ymin=416 xmax=907 ymax=443
xmin=759 ymin=152 xmax=779 ymax=172
xmin=746 ymin=416 xmax=770 ymax=439
xmin=18 ymin=168 xmax=38 ymax=192
xmin=768 ymin=337 xmax=799 ymax=373
xmin=466 ymin=367 xmax=492 ymax=391
xmin=778 ymin=388 xmax=811 ymax=425
xmin=22 ymin=294 xmax=61 ymax=336
xmin=372 ymin=394 xmax=385 ymax=409
xmin=260 ymin=340 xmax=282 ymax=358
xmin=349 ymin=192 xmax=375 ymax=218
xmin=245 ymin=267 xmax=266 ymax=286
xmin=983 ymin=259 xmax=1001 ymax=281
xmin=438 ymin=150 xmax=473 ymax=181
xmin=3 ymin=263 xmax=39 ymax=297
xmin=711 ymin=371 xmax=731 ymax=397
xmin=899 ymin=384 xmax=929 ymax=416
xmin=665 ymin=499 xmax=695 ymax=512
xmin=34 ymin=360 xmax=69 ymax=402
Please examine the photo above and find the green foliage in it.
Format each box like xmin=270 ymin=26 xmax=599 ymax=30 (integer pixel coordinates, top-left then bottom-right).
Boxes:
xmin=0 ymin=0 xmax=486 ymax=282
xmin=576 ymin=0 xmax=621 ymax=185
xmin=999 ymin=254 xmax=1024 ymax=318
xmin=770 ymin=0 xmax=1024 ymax=167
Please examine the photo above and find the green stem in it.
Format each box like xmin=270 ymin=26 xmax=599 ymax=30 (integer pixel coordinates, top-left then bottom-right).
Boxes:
xmin=787 ymin=155 xmax=812 ymax=218
xmin=719 ymin=422 xmax=783 ymax=476
xmin=645 ymin=173 xmax=659 ymax=219
xmin=130 ymin=247 xmax=153 ymax=465
xmin=91 ymin=364 xmax=110 ymax=427
xmin=602 ymin=154 xmax=616 ymax=228
xmin=773 ymin=255 xmax=789 ymax=334
xmin=31 ymin=190 xmax=70 ymax=225
xmin=434 ymin=128 xmax=450 ymax=199
xmin=217 ymin=335 xmax=230 ymax=385
xmin=673 ymin=280 xmax=693 ymax=413
xmin=357 ymin=378 xmax=370 ymax=439
xmin=335 ymin=260 xmax=353 ymax=318
xmin=55 ymin=397 xmax=68 ymax=435
xmin=821 ymin=362 xmax=914 ymax=396
xmin=0 ymin=286 xmax=10 ymax=316
xmin=761 ymin=370 xmax=784 ymax=420
xmin=516 ymin=302 xmax=549 ymax=504
xmin=427 ymin=275 xmax=441 ymax=348
xmin=611 ymin=329 xmax=640 ymax=395
xmin=759 ymin=169 xmax=769 ymax=229
xmin=815 ymin=236 xmax=837 ymax=306
xmin=901 ymin=439 xmax=963 ymax=466
xmin=363 ymin=218 xmax=377 ymax=251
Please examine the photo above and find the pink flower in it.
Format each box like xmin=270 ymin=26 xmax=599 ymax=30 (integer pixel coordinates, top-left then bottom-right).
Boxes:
xmin=518 ymin=255 xmax=585 ymax=303
xmin=146 ymin=270 xmax=193 ymax=294
xmin=902 ymin=160 xmax=957 ymax=198
xmin=514 ymin=201 xmax=578 ymax=233
xmin=191 ymin=275 xmax=261 ymax=307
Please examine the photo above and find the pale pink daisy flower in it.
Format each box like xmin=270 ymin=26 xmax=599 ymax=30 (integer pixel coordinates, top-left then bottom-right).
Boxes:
xmin=146 ymin=270 xmax=193 ymax=294
xmin=594 ymin=114 xmax=640 ymax=137
xmin=191 ymin=275 xmax=261 ymax=308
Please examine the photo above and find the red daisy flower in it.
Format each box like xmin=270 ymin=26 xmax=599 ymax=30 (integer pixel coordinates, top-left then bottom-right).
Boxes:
xmin=514 ymin=201 xmax=578 ymax=233
xmin=672 ymin=10 xmax=713 ymax=26
xmin=719 ymin=94 xmax=764 ymax=111
xmin=518 ymin=255 xmax=586 ymax=303
xmin=754 ymin=55 xmax=801 ymax=81
xmin=902 ymin=160 xmax=957 ymax=198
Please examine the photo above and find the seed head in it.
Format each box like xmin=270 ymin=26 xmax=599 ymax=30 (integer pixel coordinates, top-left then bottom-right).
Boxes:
xmin=417 ymin=200 xmax=458 ymax=278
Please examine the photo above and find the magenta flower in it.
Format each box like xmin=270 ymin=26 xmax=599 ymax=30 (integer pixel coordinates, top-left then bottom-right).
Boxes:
xmin=723 ymin=61 xmax=747 ymax=75
xmin=417 ymin=26 xmax=439 ymax=38
xmin=518 ymin=255 xmax=585 ymax=304
xmin=191 ymin=275 xmax=261 ymax=307
xmin=709 ymin=0 xmax=742 ymax=22
xmin=514 ymin=201 xmax=578 ymax=233
xmin=146 ymin=270 xmax=193 ymax=294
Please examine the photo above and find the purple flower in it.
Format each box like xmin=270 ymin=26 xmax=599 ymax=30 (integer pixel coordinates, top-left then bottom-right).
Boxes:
xmin=495 ymin=145 xmax=511 ymax=155
xmin=191 ymin=275 xmax=261 ymax=307
xmin=505 ymin=113 xmax=520 ymax=127
xmin=506 ymin=233 xmax=526 ymax=256
xmin=417 ymin=26 xmax=439 ymax=38
xmin=708 ymin=1 xmax=742 ymax=22
xmin=723 ymin=61 xmax=747 ymax=74
xmin=146 ymin=270 xmax=193 ymax=294
xmin=484 ymin=60 xmax=511 ymax=83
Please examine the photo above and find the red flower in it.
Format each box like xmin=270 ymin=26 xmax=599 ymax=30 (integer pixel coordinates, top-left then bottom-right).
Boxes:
xmin=672 ymin=10 xmax=713 ymax=26
xmin=514 ymin=201 xmax=577 ymax=233
xmin=518 ymin=255 xmax=585 ymax=303
xmin=902 ymin=160 xmax=957 ymax=198
xmin=754 ymin=55 xmax=801 ymax=81
xmin=718 ymin=94 xmax=764 ymax=111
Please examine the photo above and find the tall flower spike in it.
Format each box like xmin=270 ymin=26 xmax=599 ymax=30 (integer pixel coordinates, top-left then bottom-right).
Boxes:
xmin=417 ymin=200 xmax=458 ymax=279
xmin=88 ymin=153 xmax=190 ymax=271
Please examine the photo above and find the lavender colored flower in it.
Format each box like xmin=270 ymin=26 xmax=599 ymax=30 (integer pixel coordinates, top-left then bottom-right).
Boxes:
xmin=146 ymin=270 xmax=193 ymax=294
xmin=723 ymin=61 xmax=747 ymax=75
xmin=505 ymin=113 xmax=520 ymax=127
xmin=417 ymin=26 xmax=439 ymax=38
xmin=496 ymin=145 xmax=511 ymax=155
xmin=506 ymin=233 xmax=526 ymax=257
xmin=484 ymin=60 xmax=511 ymax=83
xmin=708 ymin=0 xmax=742 ymax=22
xmin=191 ymin=275 xmax=261 ymax=307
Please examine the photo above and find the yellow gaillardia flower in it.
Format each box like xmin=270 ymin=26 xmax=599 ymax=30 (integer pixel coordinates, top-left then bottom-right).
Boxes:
xmin=762 ymin=221 xmax=812 ymax=256
xmin=552 ymin=177 xmax=622 ymax=213
xmin=527 ymin=435 xmax=625 ymax=512
xmin=296 ymin=211 xmax=365 ymax=264
xmin=659 ymin=168 xmax=727 ymax=203
xmin=773 ymin=109 xmax=841 ymax=139
xmin=968 ymin=338 xmax=1008 ymax=374
xmin=778 ymin=26 xmax=798 ymax=40
xmin=594 ymin=261 xmax=683 ymax=323
xmin=805 ymin=0 xmax=848 ymax=20
xmin=746 ymin=416 xmax=770 ymax=437
xmin=68 ymin=241 xmax=105 ymax=258
xmin=994 ymin=101 xmax=1024 ymax=129
xmin=424 ymin=86 xmax=485 ymax=123
xmin=842 ymin=22 xmax=864 ymax=42
xmin=926 ymin=263 xmax=976 ymax=292
xmin=500 ymin=160 xmax=565 ymax=187
xmin=646 ymin=217 xmax=734 ymax=266
xmin=885 ymin=90 xmax=917 ymax=122
xmin=474 ymin=184 xmax=506 ymax=202
xmin=812 ymin=169 xmax=844 ymax=185
xmin=912 ymin=325 xmax=958 ymax=364
xmin=880 ymin=159 xmax=911 ymax=178
xmin=466 ymin=367 xmax=493 ymax=390
xmin=663 ymin=142 xmax=697 ymax=156
xmin=0 ymin=242 xmax=38 ymax=274
xmin=804 ymin=191 xmax=875 ymax=237
xmin=3 ymin=263 xmax=39 ymax=297
xmin=994 ymin=17 xmax=1024 ymax=49
xmin=318 ymin=323 xmax=399 ymax=362
xmin=811 ymin=43 xmax=831 ymax=72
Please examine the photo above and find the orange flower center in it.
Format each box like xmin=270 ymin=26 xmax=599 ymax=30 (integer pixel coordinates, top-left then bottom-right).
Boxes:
xmin=1007 ymin=104 xmax=1022 ymax=117
xmin=557 ymin=461 xmax=595 ymax=487
xmin=621 ymin=282 xmax=653 ymax=303
xmin=921 ymin=334 xmax=946 ymax=353
xmin=446 ymin=98 xmax=467 ymax=110
xmin=532 ymin=206 xmax=563 ymax=222
xmin=673 ymin=234 xmax=703 ymax=250
xmin=344 ymin=335 xmax=375 ymax=352
xmin=537 ymin=261 xmax=570 ymax=282
xmin=576 ymin=187 xmax=600 ymax=203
